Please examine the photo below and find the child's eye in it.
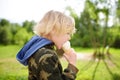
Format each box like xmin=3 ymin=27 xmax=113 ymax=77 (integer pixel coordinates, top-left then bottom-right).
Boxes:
xmin=67 ymin=33 xmax=70 ymax=35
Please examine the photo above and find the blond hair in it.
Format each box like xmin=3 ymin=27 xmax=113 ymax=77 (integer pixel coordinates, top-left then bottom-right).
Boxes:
xmin=33 ymin=10 xmax=76 ymax=36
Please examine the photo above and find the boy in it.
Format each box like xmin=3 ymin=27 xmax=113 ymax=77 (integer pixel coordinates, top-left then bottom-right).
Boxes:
xmin=16 ymin=10 xmax=78 ymax=80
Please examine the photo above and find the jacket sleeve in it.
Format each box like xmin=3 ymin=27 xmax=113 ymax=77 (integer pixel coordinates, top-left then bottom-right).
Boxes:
xmin=62 ymin=64 xmax=79 ymax=80
xmin=39 ymin=50 xmax=79 ymax=80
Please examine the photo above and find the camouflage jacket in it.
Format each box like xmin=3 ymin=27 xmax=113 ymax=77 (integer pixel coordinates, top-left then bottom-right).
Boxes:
xmin=28 ymin=44 xmax=78 ymax=80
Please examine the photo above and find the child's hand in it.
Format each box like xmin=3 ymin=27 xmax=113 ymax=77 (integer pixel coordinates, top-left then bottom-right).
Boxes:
xmin=62 ymin=41 xmax=77 ymax=66
xmin=63 ymin=48 xmax=77 ymax=66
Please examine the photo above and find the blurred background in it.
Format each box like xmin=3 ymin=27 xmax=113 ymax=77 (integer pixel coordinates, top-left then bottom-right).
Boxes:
xmin=0 ymin=0 xmax=120 ymax=80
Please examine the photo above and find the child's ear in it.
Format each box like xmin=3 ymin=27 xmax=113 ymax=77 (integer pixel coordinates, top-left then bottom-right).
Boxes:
xmin=50 ymin=28 xmax=56 ymax=35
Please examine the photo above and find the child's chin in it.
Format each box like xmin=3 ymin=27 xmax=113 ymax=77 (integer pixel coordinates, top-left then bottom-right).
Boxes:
xmin=57 ymin=46 xmax=62 ymax=49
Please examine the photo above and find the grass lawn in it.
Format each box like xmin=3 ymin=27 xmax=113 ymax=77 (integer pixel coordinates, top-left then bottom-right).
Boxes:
xmin=0 ymin=45 xmax=28 ymax=80
xmin=0 ymin=45 xmax=120 ymax=80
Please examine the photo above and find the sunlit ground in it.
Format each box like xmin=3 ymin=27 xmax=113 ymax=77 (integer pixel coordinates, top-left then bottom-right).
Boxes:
xmin=0 ymin=45 xmax=120 ymax=80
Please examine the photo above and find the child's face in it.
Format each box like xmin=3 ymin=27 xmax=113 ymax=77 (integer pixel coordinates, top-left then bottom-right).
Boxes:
xmin=51 ymin=32 xmax=71 ymax=49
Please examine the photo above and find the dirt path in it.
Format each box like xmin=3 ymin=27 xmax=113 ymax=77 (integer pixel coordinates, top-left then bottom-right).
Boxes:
xmin=77 ymin=53 xmax=93 ymax=60
xmin=60 ymin=53 xmax=93 ymax=61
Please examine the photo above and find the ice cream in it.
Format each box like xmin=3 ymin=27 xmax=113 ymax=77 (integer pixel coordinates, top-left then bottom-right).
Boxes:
xmin=62 ymin=41 xmax=71 ymax=53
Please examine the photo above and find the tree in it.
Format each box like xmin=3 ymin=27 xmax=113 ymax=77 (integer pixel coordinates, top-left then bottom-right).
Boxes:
xmin=0 ymin=19 xmax=10 ymax=27
xmin=66 ymin=0 xmax=100 ymax=47
xmin=22 ymin=20 xmax=35 ymax=32
xmin=69 ymin=1 xmax=120 ymax=80
xmin=13 ymin=28 xmax=30 ymax=45
xmin=0 ymin=26 xmax=12 ymax=45
xmin=115 ymin=0 xmax=120 ymax=24
xmin=0 ymin=19 xmax=12 ymax=45
xmin=111 ymin=0 xmax=120 ymax=48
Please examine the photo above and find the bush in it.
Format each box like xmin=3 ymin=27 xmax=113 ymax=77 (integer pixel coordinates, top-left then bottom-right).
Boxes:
xmin=0 ymin=27 xmax=12 ymax=45
xmin=112 ymin=35 xmax=120 ymax=48
xmin=13 ymin=28 xmax=30 ymax=45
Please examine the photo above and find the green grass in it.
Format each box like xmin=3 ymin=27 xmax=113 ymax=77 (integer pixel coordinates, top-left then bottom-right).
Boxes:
xmin=0 ymin=45 xmax=120 ymax=80
xmin=0 ymin=45 xmax=22 ymax=58
xmin=0 ymin=45 xmax=28 ymax=80
xmin=74 ymin=47 xmax=120 ymax=80
xmin=74 ymin=47 xmax=94 ymax=53
xmin=0 ymin=58 xmax=28 ymax=80
xmin=74 ymin=47 xmax=120 ymax=54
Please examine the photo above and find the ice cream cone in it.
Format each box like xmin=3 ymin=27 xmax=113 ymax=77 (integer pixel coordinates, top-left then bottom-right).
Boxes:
xmin=62 ymin=41 xmax=71 ymax=53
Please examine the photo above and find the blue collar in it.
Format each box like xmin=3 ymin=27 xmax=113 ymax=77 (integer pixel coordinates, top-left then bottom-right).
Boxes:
xmin=16 ymin=35 xmax=53 ymax=66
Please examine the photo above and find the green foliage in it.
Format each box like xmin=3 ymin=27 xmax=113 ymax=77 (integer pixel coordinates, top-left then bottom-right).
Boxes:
xmin=10 ymin=23 xmax=22 ymax=34
xmin=22 ymin=20 xmax=35 ymax=32
xmin=13 ymin=28 xmax=32 ymax=45
xmin=0 ymin=0 xmax=120 ymax=48
xmin=0 ymin=19 xmax=10 ymax=26
xmin=0 ymin=26 xmax=13 ymax=45
xmin=108 ymin=26 xmax=120 ymax=48
xmin=0 ymin=19 xmax=34 ymax=45
xmin=112 ymin=35 xmax=120 ymax=48
xmin=116 ymin=0 xmax=120 ymax=19
xmin=69 ymin=0 xmax=100 ymax=47
xmin=67 ymin=0 xmax=120 ymax=48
